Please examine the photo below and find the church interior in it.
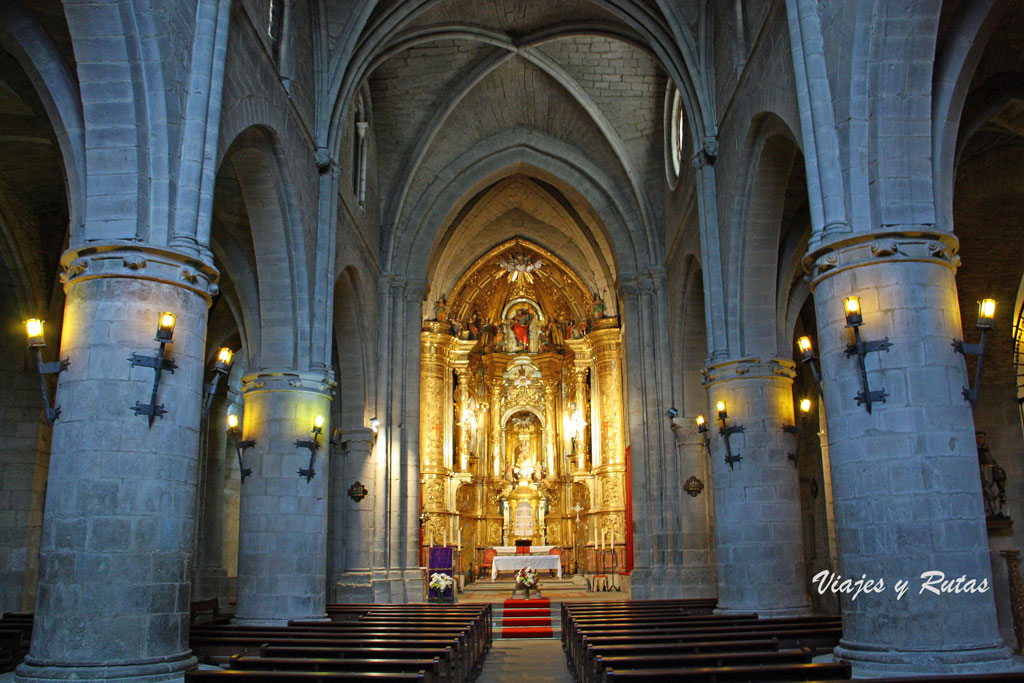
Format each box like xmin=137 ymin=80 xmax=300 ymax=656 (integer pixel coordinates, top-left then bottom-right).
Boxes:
xmin=1 ymin=0 xmax=1024 ymax=680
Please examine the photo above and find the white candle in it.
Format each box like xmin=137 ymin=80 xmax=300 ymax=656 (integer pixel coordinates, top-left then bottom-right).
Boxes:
xmin=443 ymin=528 xmax=447 ymax=547
xmin=611 ymin=527 xmax=615 ymax=549
xmin=601 ymin=530 xmax=605 ymax=550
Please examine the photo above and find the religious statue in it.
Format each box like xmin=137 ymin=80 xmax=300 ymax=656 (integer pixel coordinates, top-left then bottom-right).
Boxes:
xmin=977 ymin=432 xmax=1008 ymax=519
xmin=592 ymin=291 xmax=606 ymax=319
xmin=434 ymin=295 xmax=447 ymax=321
xmin=539 ymin=324 xmax=553 ymax=352
xmin=511 ymin=308 xmax=532 ymax=349
xmin=467 ymin=310 xmax=484 ymax=340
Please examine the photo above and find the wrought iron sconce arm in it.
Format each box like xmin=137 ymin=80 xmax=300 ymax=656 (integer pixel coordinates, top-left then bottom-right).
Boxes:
xmin=696 ymin=419 xmax=711 ymax=458
xmin=953 ymin=330 xmax=988 ymax=409
xmin=844 ymin=324 xmax=891 ymax=413
xmin=716 ymin=407 xmax=744 ymax=469
xmin=782 ymin=418 xmax=807 ymax=466
xmin=129 ymin=341 xmax=178 ymax=426
xmin=229 ymin=428 xmax=254 ymax=482
xmin=296 ymin=423 xmax=323 ymax=483
xmin=33 ymin=348 xmax=68 ymax=425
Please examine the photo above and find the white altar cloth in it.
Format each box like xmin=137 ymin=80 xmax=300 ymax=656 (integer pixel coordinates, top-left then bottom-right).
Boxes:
xmin=491 ymin=554 xmax=561 ymax=581
xmin=491 ymin=545 xmax=556 ymax=555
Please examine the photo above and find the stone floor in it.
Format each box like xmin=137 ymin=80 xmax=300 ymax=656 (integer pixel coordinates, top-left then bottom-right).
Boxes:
xmin=477 ymin=639 xmax=573 ymax=682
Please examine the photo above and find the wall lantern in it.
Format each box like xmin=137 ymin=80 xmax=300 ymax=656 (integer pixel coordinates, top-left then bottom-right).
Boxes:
xmin=695 ymin=414 xmax=711 ymax=457
xmin=201 ymin=347 xmax=234 ymax=426
xmin=796 ymin=335 xmax=824 ymax=396
xmin=25 ymin=319 xmax=68 ymax=425
xmin=296 ymin=414 xmax=325 ymax=482
xmin=129 ymin=312 xmax=179 ymax=426
xmin=716 ymin=401 xmax=745 ymax=469
xmin=782 ymin=398 xmax=812 ymax=466
xmin=227 ymin=413 xmax=254 ymax=482
xmin=369 ymin=417 xmax=380 ymax=434
xmin=953 ymin=298 xmax=995 ymax=408
xmin=842 ymin=296 xmax=891 ymax=413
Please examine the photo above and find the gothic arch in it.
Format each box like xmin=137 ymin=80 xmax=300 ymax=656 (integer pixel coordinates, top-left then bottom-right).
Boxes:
xmin=391 ymin=129 xmax=647 ymax=282
xmin=214 ymin=125 xmax=310 ymax=371
xmin=732 ymin=114 xmax=802 ymax=358
xmin=334 ymin=266 xmax=373 ymax=429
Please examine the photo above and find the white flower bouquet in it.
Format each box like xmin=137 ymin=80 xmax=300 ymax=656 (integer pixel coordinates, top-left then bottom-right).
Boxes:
xmin=429 ymin=572 xmax=453 ymax=593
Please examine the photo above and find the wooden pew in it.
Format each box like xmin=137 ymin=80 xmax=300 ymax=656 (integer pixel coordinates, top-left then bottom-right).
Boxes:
xmin=603 ymin=660 xmax=852 ymax=681
xmin=229 ymin=655 xmax=442 ymax=683
xmin=185 ymin=670 xmax=427 ymax=681
xmin=592 ymin=647 xmax=814 ymax=683
xmin=192 ymin=623 xmax=474 ymax=682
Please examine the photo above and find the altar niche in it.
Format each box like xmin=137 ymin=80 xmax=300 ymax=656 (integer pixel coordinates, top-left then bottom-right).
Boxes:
xmin=418 ymin=238 xmax=630 ymax=580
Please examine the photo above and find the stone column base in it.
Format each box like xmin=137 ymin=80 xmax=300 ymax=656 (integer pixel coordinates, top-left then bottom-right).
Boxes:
xmin=16 ymin=651 xmax=196 ymax=683
xmin=333 ymin=571 xmax=373 ymax=603
xmin=834 ymin=640 xmax=1020 ymax=676
xmin=631 ymin=566 xmax=685 ymax=599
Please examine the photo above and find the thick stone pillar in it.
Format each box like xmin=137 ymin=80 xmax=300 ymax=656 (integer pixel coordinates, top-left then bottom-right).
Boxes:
xmin=232 ymin=371 xmax=332 ymax=625
xmin=331 ymin=428 xmax=376 ymax=603
xmin=17 ymin=245 xmax=216 ymax=683
xmin=704 ymin=358 xmax=810 ymax=616
xmin=807 ymin=234 xmax=1014 ymax=673
xmin=194 ymin=394 xmax=231 ymax=602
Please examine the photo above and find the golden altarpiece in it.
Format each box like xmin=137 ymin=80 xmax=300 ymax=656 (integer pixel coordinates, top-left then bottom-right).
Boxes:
xmin=419 ymin=239 xmax=628 ymax=575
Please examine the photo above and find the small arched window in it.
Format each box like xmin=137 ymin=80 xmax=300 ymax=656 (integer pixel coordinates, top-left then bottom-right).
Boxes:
xmin=670 ymin=88 xmax=685 ymax=177
xmin=353 ymin=98 xmax=368 ymax=208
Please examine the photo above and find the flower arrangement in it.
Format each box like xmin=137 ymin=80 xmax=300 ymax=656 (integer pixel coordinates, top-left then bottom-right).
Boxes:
xmin=515 ymin=566 xmax=539 ymax=598
xmin=429 ymin=572 xmax=453 ymax=594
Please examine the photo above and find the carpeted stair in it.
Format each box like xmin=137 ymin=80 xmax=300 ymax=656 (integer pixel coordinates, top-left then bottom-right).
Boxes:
xmin=497 ymin=598 xmax=559 ymax=639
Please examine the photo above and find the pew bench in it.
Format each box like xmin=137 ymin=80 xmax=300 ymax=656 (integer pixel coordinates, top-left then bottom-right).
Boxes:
xmin=228 ymin=655 xmax=442 ymax=683
xmin=185 ymin=669 xmax=427 ymax=681
xmin=602 ymin=660 xmax=852 ymax=681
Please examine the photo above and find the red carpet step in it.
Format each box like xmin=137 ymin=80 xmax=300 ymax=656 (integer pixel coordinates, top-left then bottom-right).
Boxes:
xmin=499 ymin=598 xmax=555 ymax=639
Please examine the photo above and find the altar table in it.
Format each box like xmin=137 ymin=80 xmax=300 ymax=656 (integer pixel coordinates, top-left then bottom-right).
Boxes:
xmin=490 ymin=545 xmax=556 ymax=555
xmin=491 ymin=554 xmax=561 ymax=581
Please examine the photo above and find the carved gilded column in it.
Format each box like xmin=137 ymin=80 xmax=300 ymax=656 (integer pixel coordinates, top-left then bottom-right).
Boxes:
xmin=588 ymin=318 xmax=626 ymax=554
xmin=454 ymin=367 xmax=470 ymax=473
xmin=1002 ymin=550 xmax=1024 ymax=654
xmin=420 ymin=322 xmax=454 ymax=547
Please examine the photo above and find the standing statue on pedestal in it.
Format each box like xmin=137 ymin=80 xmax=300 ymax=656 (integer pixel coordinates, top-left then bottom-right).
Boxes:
xmin=977 ymin=431 xmax=1008 ymax=520
xmin=591 ymin=291 xmax=606 ymax=319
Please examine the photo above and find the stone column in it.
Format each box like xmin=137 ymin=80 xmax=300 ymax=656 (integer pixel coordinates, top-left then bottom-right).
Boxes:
xmin=807 ymin=233 xmax=1013 ymax=673
xmin=588 ymin=320 xmax=626 ymax=557
xmin=331 ymin=428 xmax=376 ymax=603
xmin=195 ymin=394 xmax=231 ymax=602
xmin=704 ymin=358 xmax=810 ymax=616
xmin=232 ymin=371 xmax=333 ymax=625
xmin=17 ymin=245 xmax=216 ymax=683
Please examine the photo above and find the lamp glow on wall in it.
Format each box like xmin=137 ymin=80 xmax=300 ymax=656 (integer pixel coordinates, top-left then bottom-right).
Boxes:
xmin=201 ymin=347 xmax=234 ymax=427
xmin=25 ymin=319 xmax=68 ymax=425
xmin=953 ymin=298 xmax=995 ymax=408
xmin=227 ymin=413 xmax=254 ymax=482
xmin=695 ymin=414 xmax=710 ymax=457
xmin=782 ymin=398 xmax=812 ymax=465
xmin=296 ymin=414 xmax=325 ymax=482
xmin=842 ymin=296 xmax=892 ymax=413
xmin=796 ymin=335 xmax=824 ymax=397
xmin=129 ymin=312 xmax=179 ymax=426
xmin=716 ymin=401 xmax=744 ymax=469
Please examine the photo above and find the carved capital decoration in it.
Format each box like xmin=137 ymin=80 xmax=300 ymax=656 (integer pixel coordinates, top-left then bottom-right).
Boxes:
xmin=803 ymin=229 xmax=960 ymax=290
xmin=60 ymin=243 xmax=219 ymax=303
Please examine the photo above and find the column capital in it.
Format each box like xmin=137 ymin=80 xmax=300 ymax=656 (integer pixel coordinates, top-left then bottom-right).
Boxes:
xmin=241 ymin=370 xmax=336 ymax=398
xmin=804 ymin=228 xmax=960 ymax=291
xmin=60 ymin=242 xmax=220 ymax=304
xmin=337 ymin=427 xmax=375 ymax=448
xmin=702 ymin=356 xmax=796 ymax=386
